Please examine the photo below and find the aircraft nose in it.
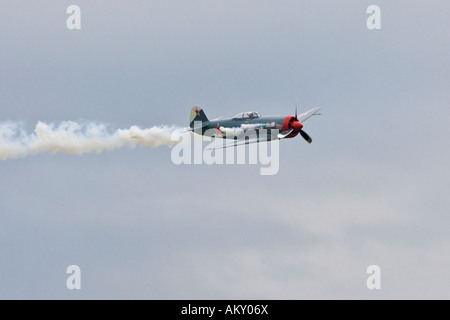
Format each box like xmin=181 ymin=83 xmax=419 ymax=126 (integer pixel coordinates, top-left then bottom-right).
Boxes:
xmin=291 ymin=121 xmax=303 ymax=131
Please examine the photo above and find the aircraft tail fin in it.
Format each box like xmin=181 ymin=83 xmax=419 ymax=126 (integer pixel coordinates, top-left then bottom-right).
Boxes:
xmin=190 ymin=105 xmax=209 ymax=129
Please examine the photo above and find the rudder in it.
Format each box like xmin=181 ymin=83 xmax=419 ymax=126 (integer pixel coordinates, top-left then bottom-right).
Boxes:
xmin=189 ymin=105 xmax=209 ymax=128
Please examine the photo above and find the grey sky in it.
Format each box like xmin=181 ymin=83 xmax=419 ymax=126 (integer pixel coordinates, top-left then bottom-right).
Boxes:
xmin=1 ymin=1 xmax=449 ymax=299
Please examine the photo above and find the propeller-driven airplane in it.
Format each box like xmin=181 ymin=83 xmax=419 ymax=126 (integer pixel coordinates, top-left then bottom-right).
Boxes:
xmin=189 ymin=105 xmax=321 ymax=148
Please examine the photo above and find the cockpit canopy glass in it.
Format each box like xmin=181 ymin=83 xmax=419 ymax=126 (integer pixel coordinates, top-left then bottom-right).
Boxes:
xmin=232 ymin=111 xmax=261 ymax=120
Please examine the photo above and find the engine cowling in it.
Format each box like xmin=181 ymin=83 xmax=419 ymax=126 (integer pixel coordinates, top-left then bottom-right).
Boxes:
xmin=283 ymin=116 xmax=303 ymax=138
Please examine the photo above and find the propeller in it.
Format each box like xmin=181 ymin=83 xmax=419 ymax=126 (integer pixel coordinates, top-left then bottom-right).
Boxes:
xmin=299 ymin=129 xmax=312 ymax=144
xmin=291 ymin=104 xmax=312 ymax=144
xmin=279 ymin=104 xmax=314 ymax=143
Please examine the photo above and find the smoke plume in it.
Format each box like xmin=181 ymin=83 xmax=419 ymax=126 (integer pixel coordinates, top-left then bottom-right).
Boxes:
xmin=0 ymin=121 xmax=182 ymax=160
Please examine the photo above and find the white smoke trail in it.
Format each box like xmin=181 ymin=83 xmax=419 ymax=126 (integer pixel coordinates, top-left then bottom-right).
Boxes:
xmin=0 ymin=121 xmax=183 ymax=160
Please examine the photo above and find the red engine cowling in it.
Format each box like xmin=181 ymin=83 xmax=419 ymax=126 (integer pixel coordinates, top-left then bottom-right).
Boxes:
xmin=283 ymin=115 xmax=303 ymax=138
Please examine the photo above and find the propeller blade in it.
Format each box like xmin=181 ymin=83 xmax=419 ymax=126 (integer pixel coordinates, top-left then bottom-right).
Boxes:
xmin=295 ymin=104 xmax=298 ymax=120
xmin=299 ymin=129 xmax=312 ymax=144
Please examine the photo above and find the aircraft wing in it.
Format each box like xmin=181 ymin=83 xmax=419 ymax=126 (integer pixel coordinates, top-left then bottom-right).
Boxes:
xmin=298 ymin=107 xmax=321 ymax=123
xmin=206 ymin=137 xmax=277 ymax=150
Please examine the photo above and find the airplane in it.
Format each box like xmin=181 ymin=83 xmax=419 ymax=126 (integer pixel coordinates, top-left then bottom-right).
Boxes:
xmin=189 ymin=105 xmax=321 ymax=148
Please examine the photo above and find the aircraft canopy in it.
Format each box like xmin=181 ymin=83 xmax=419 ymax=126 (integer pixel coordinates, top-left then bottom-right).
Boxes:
xmin=232 ymin=111 xmax=261 ymax=120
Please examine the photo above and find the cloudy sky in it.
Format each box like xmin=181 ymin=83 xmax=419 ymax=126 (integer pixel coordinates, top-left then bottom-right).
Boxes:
xmin=1 ymin=0 xmax=449 ymax=299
